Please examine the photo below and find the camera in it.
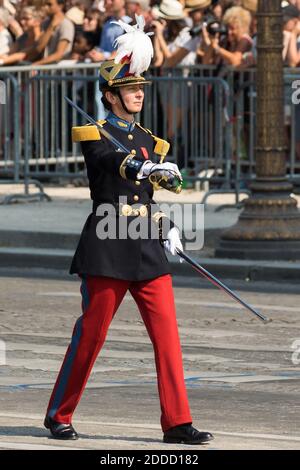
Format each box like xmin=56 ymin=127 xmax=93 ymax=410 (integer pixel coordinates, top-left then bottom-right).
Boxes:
xmin=189 ymin=16 xmax=227 ymax=38
xmin=151 ymin=18 xmax=165 ymax=27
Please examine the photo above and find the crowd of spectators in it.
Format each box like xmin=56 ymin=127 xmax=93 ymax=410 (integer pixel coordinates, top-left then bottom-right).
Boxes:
xmin=1 ymin=1 xmax=300 ymax=180
xmin=0 ymin=0 xmax=300 ymax=68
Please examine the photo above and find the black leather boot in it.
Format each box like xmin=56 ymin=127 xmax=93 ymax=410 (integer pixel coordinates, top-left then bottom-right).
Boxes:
xmin=44 ymin=416 xmax=78 ymax=440
xmin=163 ymin=424 xmax=214 ymax=445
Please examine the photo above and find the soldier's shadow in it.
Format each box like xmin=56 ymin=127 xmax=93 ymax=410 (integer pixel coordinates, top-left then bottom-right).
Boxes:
xmin=0 ymin=426 xmax=163 ymax=445
xmin=77 ymin=433 xmax=163 ymax=444
xmin=0 ymin=425 xmax=46 ymax=438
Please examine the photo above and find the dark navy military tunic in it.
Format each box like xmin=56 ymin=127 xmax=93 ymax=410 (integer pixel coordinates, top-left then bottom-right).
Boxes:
xmin=70 ymin=113 xmax=173 ymax=281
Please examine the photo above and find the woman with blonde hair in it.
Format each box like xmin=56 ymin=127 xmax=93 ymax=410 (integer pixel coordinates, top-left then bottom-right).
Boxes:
xmin=202 ymin=5 xmax=253 ymax=68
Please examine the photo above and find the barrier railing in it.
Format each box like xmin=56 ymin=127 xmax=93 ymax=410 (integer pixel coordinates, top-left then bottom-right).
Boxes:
xmin=0 ymin=70 xmax=51 ymax=203
xmin=0 ymin=63 xmax=300 ymax=205
xmin=0 ymin=73 xmax=20 ymax=182
xmin=226 ymin=68 xmax=300 ymax=189
xmin=0 ymin=63 xmax=233 ymax=204
xmin=143 ymin=73 xmax=237 ymax=204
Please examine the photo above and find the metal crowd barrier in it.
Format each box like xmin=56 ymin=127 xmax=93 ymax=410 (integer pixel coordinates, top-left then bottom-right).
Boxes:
xmin=143 ymin=73 xmax=237 ymax=204
xmin=283 ymin=70 xmax=300 ymax=185
xmin=225 ymin=68 xmax=300 ymax=194
xmin=0 ymin=63 xmax=234 ymax=204
xmin=0 ymin=73 xmax=19 ymax=183
xmin=1 ymin=63 xmax=300 ymax=205
xmin=0 ymin=69 xmax=51 ymax=203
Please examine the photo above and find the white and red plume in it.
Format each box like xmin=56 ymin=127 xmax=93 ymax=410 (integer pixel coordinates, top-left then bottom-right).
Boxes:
xmin=111 ymin=15 xmax=154 ymax=77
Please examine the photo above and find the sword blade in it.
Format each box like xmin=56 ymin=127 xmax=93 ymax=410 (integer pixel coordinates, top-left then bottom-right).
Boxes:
xmin=176 ymin=248 xmax=268 ymax=323
xmin=64 ymin=96 xmax=130 ymax=154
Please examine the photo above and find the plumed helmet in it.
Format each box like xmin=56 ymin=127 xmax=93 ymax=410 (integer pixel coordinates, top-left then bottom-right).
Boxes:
xmin=99 ymin=15 xmax=153 ymax=89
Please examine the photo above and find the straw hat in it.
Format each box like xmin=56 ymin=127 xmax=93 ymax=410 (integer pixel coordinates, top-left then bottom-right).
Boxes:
xmin=185 ymin=0 xmax=212 ymax=12
xmin=66 ymin=7 xmax=85 ymax=26
xmin=152 ymin=0 xmax=186 ymax=20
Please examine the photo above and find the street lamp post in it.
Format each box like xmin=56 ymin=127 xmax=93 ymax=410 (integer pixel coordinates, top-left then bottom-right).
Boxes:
xmin=216 ymin=0 xmax=300 ymax=260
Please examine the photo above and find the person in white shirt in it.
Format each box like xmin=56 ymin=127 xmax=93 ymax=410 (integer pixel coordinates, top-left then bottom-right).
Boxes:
xmin=0 ymin=7 xmax=12 ymax=56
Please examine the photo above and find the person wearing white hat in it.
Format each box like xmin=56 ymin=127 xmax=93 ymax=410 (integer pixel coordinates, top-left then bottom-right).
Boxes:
xmin=161 ymin=0 xmax=212 ymax=68
xmin=152 ymin=0 xmax=188 ymax=68
xmin=66 ymin=6 xmax=85 ymax=26
xmin=152 ymin=0 xmax=187 ymax=21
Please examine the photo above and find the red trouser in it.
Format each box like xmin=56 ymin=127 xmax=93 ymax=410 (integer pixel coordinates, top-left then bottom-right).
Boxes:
xmin=46 ymin=274 xmax=192 ymax=432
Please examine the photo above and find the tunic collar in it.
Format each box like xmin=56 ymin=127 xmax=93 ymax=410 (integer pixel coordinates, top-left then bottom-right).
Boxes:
xmin=106 ymin=112 xmax=135 ymax=133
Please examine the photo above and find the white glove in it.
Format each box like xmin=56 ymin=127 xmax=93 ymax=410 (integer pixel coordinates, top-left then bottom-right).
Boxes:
xmin=137 ymin=161 xmax=182 ymax=181
xmin=163 ymin=227 xmax=183 ymax=256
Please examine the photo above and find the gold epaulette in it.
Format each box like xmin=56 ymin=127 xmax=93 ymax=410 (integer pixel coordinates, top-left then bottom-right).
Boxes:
xmin=135 ymin=123 xmax=170 ymax=162
xmin=72 ymin=120 xmax=106 ymax=143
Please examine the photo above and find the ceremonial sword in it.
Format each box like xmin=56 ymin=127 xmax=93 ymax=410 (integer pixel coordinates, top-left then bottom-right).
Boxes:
xmin=66 ymin=97 xmax=267 ymax=322
xmin=176 ymin=248 xmax=269 ymax=323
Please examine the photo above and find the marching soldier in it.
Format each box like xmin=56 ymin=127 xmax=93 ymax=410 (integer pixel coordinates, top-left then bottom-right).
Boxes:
xmin=44 ymin=16 xmax=213 ymax=445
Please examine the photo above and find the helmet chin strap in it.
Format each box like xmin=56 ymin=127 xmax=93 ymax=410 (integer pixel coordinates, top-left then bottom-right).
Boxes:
xmin=116 ymin=89 xmax=136 ymax=116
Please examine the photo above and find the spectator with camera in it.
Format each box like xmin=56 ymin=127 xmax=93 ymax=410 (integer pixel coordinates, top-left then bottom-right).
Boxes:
xmin=202 ymin=5 xmax=253 ymax=68
xmin=162 ymin=0 xmax=212 ymax=68
xmin=152 ymin=0 xmax=191 ymax=68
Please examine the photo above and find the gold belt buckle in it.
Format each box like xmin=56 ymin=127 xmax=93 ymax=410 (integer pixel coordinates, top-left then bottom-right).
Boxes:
xmin=121 ymin=204 xmax=133 ymax=216
xmin=120 ymin=203 xmax=148 ymax=217
xmin=139 ymin=205 xmax=148 ymax=217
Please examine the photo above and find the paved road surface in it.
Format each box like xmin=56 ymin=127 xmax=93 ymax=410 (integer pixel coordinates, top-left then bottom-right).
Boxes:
xmin=0 ymin=273 xmax=299 ymax=450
